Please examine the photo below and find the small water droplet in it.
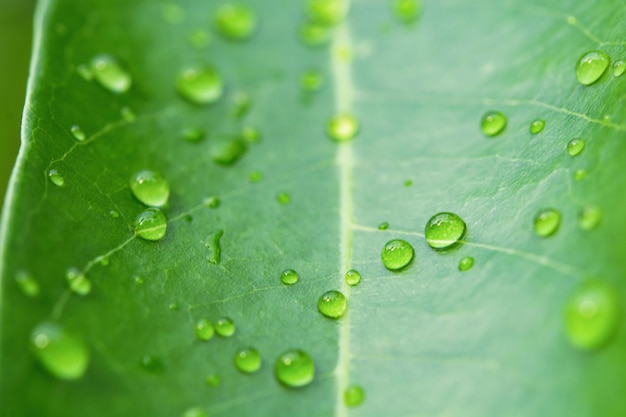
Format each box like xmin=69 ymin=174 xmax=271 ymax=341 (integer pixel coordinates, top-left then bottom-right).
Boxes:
xmin=15 ymin=271 xmax=40 ymax=297
xmin=579 ymin=205 xmax=602 ymax=231
xmin=66 ymin=267 xmax=91 ymax=295
xmin=306 ymin=0 xmax=346 ymax=26
xmin=134 ymin=208 xmax=167 ymax=241
xmin=134 ymin=276 xmax=144 ymax=284
xmin=161 ymin=3 xmax=185 ymax=24
xmin=169 ymin=302 xmax=179 ymax=311
xmin=120 ymin=106 xmax=136 ymax=122
xmin=378 ymin=221 xmax=389 ymax=230
xmin=215 ymin=4 xmax=257 ymax=40
xmin=533 ymin=208 xmax=561 ymax=237
xmin=424 ymin=212 xmax=466 ymax=250
xmin=529 ymin=119 xmax=545 ymax=134
xmin=48 ymin=169 xmax=65 ymax=187
xmin=299 ymin=22 xmax=331 ymax=47
xmin=140 ymin=354 xmax=164 ymax=373
xmin=232 ymin=93 xmax=251 ymax=118
xmin=70 ymin=125 xmax=85 ymax=141
xmin=215 ymin=317 xmax=235 ymax=337
xmin=97 ymin=256 xmax=110 ymax=266
xmin=564 ymin=279 xmax=620 ymax=350
xmin=277 ymin=192 xmax=291 ymax=205
xmin=281 ymin=269 xmax=299 ymax=285
xmin=327 ymin=113 xmax=359 ymax=142
xmin=567 ymin=138 xmax=585 ymax=156
xmin=613 ymin=60 xmax=626 ymax=77
xmin=130 ymin=170 xmax=169 ymax=207
xmin=109 ymin=210 xmax=120 ymax=218
xmin=234 ymin=347 xmax=261 ymax=373
xmin=205 ymin=373 xmax=221 ymax=387
xmin=345 ymin=269 xmax=361 ymax=286
xmin=575 ymin=50 xmax=610 ymax=85
xmin=76 ymin=64 xmax=93 ymax=80
xmin=211 ymin=138 xmax=247 ymax=165
xmin=177 ymin=66 xmax=223 ymax=105
xmin=318 ymin=290 xmax=347 ymax=319
xmin=249 ymin=171 xmax=262 ymax=183
xmin=275 ymin=349 xmax=315 ymax=387
xmin=188 ymin=29 xmax=211 ymax=49
xmin=205 ymin=229 xmax=223 ymax=265
xmin=181 ymin=407 xmax=207 ymax=417
xmin=573 ymin=169 xmax=587 ymax=181
xmin=393 ymin=0 xmax=421 ymax=24
xmin=344 ymin=385 xmax=365 ymax=407
xmin=381 ymin=239 xmax=414 ymax=271
xmin=404 ymin=179 xmax=413 ymax=187
xmin=300 ymin=68 xmax=324 ymax=92
xmin=241 ymin=126 xmax=261 ymax=143
xmin=183 ymin=128 xmax=206 ymax=143
xmin=203 ymin=196 xmax=221 ymax=208
xmin=195 ymin=319 xmax=215 ymax=341
xmin=458 ymin=256 xmax=475 ymax=272
xmin=90 ymin=54 xmax=132 ymax=94
xmin=480 ymin=111 xmax=507 ymax=137
xmin=31 ymin=322 xmax=89 ymax=380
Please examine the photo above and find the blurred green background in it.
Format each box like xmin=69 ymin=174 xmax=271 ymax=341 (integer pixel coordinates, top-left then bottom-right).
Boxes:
xmin=0 ymin=0 xmax=36 ymax=208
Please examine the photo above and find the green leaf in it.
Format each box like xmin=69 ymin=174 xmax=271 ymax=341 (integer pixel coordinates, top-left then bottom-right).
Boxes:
xmin=2 ymin=0 xmax=626 ymax=416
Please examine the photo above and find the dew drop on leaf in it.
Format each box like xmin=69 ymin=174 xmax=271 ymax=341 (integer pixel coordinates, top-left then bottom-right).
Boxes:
xmin=48 ymin=169 xmax=64 ymax=187
xmin=381 ymin=239 xmax=414 ymax=270
xmin=70 ymin=125 xmax=85 ymax=141
xmin=344 ymin=384 xmax=365 ymax=407
xmin=231 ymin=93 xmax=252 ymax=118
xmin=169 ymin=302 xmax=179 ymax=311
xmin=241 ymin=126 xmax=261 ymax=143
xmin=214 ymin=4 xmax=257 ymax=40
xmin=306 ymin=0 xmax=346 ymax=26
xmin=31 ymin=322 xmax=89 ymax=380
xmin=130 ymin=170 xmax=170 ymax=207
xmin=181 ymin=407 xmax=207 ymax=417
xmin=300 ymin=68 xmax=324 ymax=93
xmin=203 ymin=196 xmax=221 ymax=208
xmin=76 ymin=64 xmax=93 ymax=80
xmin=579 ymin=205 xmax=602 ymax=231
xmin=281 ymin=269 xmax=299 ymax=285
xmin=299 ymin=22 xmax=331 ymax=47
xmin=211 ymin=138 xmax=247 ymax=165
xmin=176 ymin=66 xmax=223 ymax=105
xmin=205 ymin=373 xmax=221 ymax=387
xmin=15 ymin=270 xmax=39 ymax=297
xmin=182 ymin=128 xmax=206 ymax=143
xmin=404 ymin=179 xmax=413 ymax=187
xmin=533 ymin=208 xmax=561 ymax=237
xmin=567 ymin=138 xmax=585 ymax=156
xmin=234 ymin=347 xmax=262 ymax=373
xmin=327 ymin=113 xmax=359 ymax=142
xmin=529 ymin=119 xmax=545 ymax=134
xmin=345 ymin=269 xmax=361 ymax=286
xmin=317 ymin=290 xmax=347 ymax=319
xmin=573 ymin=169 xmax=587 ymax=181
xmin=274 ymin=349 xmax=315 ymax=388
xmin=195 ymin=319 xmax=215 ymax=341
xmin=205 ymin=229 xmax=223 ymax=265
xmin=575 ymin=50 xmax=610 ymax=85
xmin=109 ymin=210 xmax=120 ymax=218
xmin=613 ymin=60 xmax=626 ymax=77
xmin=90 ymin=54 xmax=132 ymax=94
xmin=249 ymin=171 xmax=262 ymax=183
xmin=277 ymin=192 xmax=291 ymax=205
xmin=393 ymin=0 xmax=421 ymax=24
xmin=66 ymin=267 xmax=91 ymax=295
xmin=480 ymin=110 xmax=507 ymax=137
xmin=378 ymin=221 xmax=389 ymax=230
xmin=120 ymin=106 xmax=136 ymax=122
xmin=134 ymin=208 xmax=167 ymax=241
xmin=458 ymin=256 xmax=475 ymax=272
xmin=215 ymin=317 xmax=235 ymax=337
xmin=424 ymin=212 xmax=467 ymax=250
xmin=140 ymin=354 xmax=164 ymax=373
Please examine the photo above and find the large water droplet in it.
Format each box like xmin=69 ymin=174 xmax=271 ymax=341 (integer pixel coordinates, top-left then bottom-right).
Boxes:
xmin=70 ymin=125 xmax=86 ymax=141
xmin=15 ymin=271 xmax=40 ymax=297
xmin=275 ymin=349 xmax=315 ymax=388
xmin=299 ymin=22 xmax=331 ymax=47
xmin=31 ymin=322 xmax=89 ymax=380
xmin=393 ymin=0 xmax=421 ymax=24
xmin=480 ymin=111 xmax=507 ymax=137
xmin=345 ymin=269 xmax=361 ymax=286
xmin=306 ymin=0 xmax=346 ymax=26
xmin=327 ymin=113 xmax=359 ymax=142
xmin=181 ymin=407 xmax=207 ymax=417
xmin=564 ymin=279 xmax=620 ymax=350
xmin=215 ymin=317 xmax=235 ymax=337
xmin=215 ymin=4 xmax=257 ymax=40
xmin=529 ymin=119 xmax=545 ymax=135
xmin=130 ymin=170 xmax=169 ymax=207
xmin=318 ymin=290 xmax=347 ymax=319
xmin=48 ymin=169 xmax=65 ymax=187
xmin=344 ymin=385 xmax=365 ymax=407
xmin=575 ymin=50 xmax=610 ymax=85
xmin=140 ymin=354 xmax=164 ymax=373
xmin=234 ymin=347 xmax=261 ymax=373
xmin=458 ymin=256 xmax=475 ymax=272
xmin=579 ymin=205 xmax=602 ymax=231
xmin=195 ymin=319 xmax=215 ymax=341
xmin=90 ymin=54 xmax=132 ymax=94
xmin=205 ymin=229 xmax=223 ymax=265
xmin=567 ymin=138 xmax=585 ymax=156
xmin=134 ymin=208 xmax=167 ymax=241
xmin=533 ymin=208 xmax=561 ymax=237
xmin=211 ymin=138 xmax=247 ymax=165
xmin=424 ymin=212 xmax=466 ymax=250
xmin=300 ymin=68 xmax=324 ymax=93
xmin=613 ymin=60 xmax=626 ymax=77
xmin=176 ymin=66 xmax=223 ymax=105
xmin=66 ymin=267 xmax=91 ymax=295
xmin=381 ymin=239 xmax=414 ymax=270
xmin=281 ymin=269 xmax=299 ymax=285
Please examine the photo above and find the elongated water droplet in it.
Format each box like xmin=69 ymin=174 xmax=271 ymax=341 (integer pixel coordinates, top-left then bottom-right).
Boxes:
xmin=281 ymin=269 xmax=299 ymax=285
xmin=134 ymin=208 xmax=167 ymax=241
xmin=183 ymin=128 xmax=206 ymax=143
xmin=300 ymin=69 xmax=324 ymax=92
xmin=215 ymin=317 xmax=235 ymax=337
xmin=181 ymin=407 xmax=207 ymax=417
xmin=381 ymin=239 xmax=414 ymax=270
xmin=205 ymin=373 xmax=221 ymax=387
xmin=66 ymin=267 xmax=91 ymax=295
xmin=275 ymin=349 xmax=315 ymax=388
xmin=345 ymin=269 xmax=361 ymax=286
xmin=299 ymin=22 xmax=331 ymax=47
xmin=393 ymin=0 xmax=421 ymax=24
xmin=564 ymin=279 xmax=620 ymax=350
xmin=307 ymin=0 xmax=346 ymax=26
xmin=529 ymin=119 xmax=545 ymax=134
xmin=344 ymin=385 xmax=365 ymax=407
xmin=327 ymin=113 xmax=359 ymax=142
xmin=277 ymin=192 xmax=291 ymax=205
xmin=579 ymin=205 xmax=602 ymax=231
xmin=70 ymin=125 xmax=85 ymax=141
xmin=533 ymin=208 xmax=561 ymax=237
xmin=90 ymin=54 xmax=132 ymax=94
xmin=573 ymin=169 xmax=587 ymax=181
xmin=203 ymin=196 xmax=220 ymax=208
xmin=215 ymin=4 xmax=257 ymax=40
xmin=48 ymin=169 xmax=64 ymax=187
xmin=458 ymin=256 xmax=474 ymax=272
xmin=234 ymin=347 xmax=261 ymax=373
xmin=211 ymin=138 xmax=247 ymax=165
xmin=15 ymin=271 xmax=40 ymax=297
xmin=567 ymin=138 xmax=585 ymax=156
xmin=130 ymin=170 xmax=169 ymax=207
xmin=424 ymin=212 xmax=466 ymax=250
xmin=378 ymin=221 xmax=389 ymax=230
xmin=31 ymin=322 xmax=89 ymax=380
xmin=318 ymin=290 xmax=347 ymax=319
xmin=480 ymin=111 xmax=507 ymax=137
xmin=140 ymin=354 xmax=164 ymax=373
xmin=177 ymin=66 xmax=223 ymax=105
xmin=195 ymin=319 xmax=215 ymax=341
xmin=575 ymin=50 xmax=610 ymax=85
xmin=205 ymin=229 xmax=223 ymax=264
xmin=613 ymin=60 xmax=625 ymax=77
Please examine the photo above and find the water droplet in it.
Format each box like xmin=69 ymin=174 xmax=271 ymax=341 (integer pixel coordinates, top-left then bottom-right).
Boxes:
xmin=31 ymin=322 xmax=89 ymax=380
xmin=90 ymin=54 xmax=132 ymax=94
xmin=66 ymin=267 xmax=91 ymax=295
xmin=181 ymin=407 xmax=207 ymax=417
xmin=249 ymin=171 xmax=262 ymax=183
xmin=533 ymin=208 xmax=561 ymax=237
xmin=169 ymin=302 xmax=179 ymax=311
xmin=134 ymin=208 xmax=167 ymax=241
xmin=318 ymin=290 xmax=347 ymax=319
xmin=15 ymin=271 xmax=40 ymax=297
xmin=579 ymin=205 xmax=602 ymax=231
xmin=613 ymin=60 xmax=626 ymax=77
xmin=205 ymin=229 xmax=223 ymax=264
xmin=306 ymin=0 xmax=346 ymax=26
xmin=183 ymin=128 xmax=206 ymax=143
xmin=76 ymin=64 xmax=93 ymax=80
xmin=48 ymin=169 xmax=64 ymax=187
xmin=567 ymin=138 xmax=585 ymax=156
xmin=404 ymin=179 xmax=413 ymax=187
xmin=215 ymin=317 xmax=235 ymax=337
xmin=161 ymin=3 xmax=185 ymax=24
xmin=480 ymin=111 xmax=507 ymax=137
xmin=529 ymin=119 xmax=545 ymax=134
xmin=300 ymin=69 xmax=324 ymax=92
xmin=215 ymin=4 xmax=257 ymax=40
xmin=70 ymin=125 xmax=85 ymax=141
xmin=345 ymin=269 xmax=361 ymax=286
xmin=232 ymin=93 xmax=251 ymax=118
xmin=120 ymin=106 xmax=136 ymax=122
xmin=195 ymin=319 xmax=215 ymax=341
xmin=275 ymin=349 xmax=315 ymax=388
xmin=134 ymin=276 xmax=144 ymax=284
xmin=188 ymin=29 xmax=211 ymax=49
xmin=575 ymin=50 xmax=610 ymax=86
xmin=277 ymin=192 xmax=291 ymax=205
xmin=458 ymin=256 xmax=475 ymax=272
xmin=281 ymin=269 xmax=299 ymax=285
xmin=203 ymin=196 xmax=221 ymax=208
xmin=378 ymin=221 xmax=389 ymax=230
xmin=140 ymin=354 xmax=164 ymax=373
xmin=573 ymin=169 xmax=587 ymax=181
xmin=211 ymin=138 xmax=247 ymax=165
xmin=205 ymin=373 xmax=221 ymax=387
xmin=564 ymin=279 xmax=620 ymax=350
xmin=241 ymin=126 xmax=261 ymax=143
xmin=327 ymin=113 xmax=359 ymax=142
xmin=129 ymin=170 xmax=169 ymax=207
xmin=393 ymin=0 xmax=421 ymax=24
xmin=97 ymin=256 xmax=110 ymax=266
xmin=381 ymin=239 xmax=414 ymax=270
xmin=234 ymin=347 xmax=261 ymax=373
xmin=176 ymin=66 xmax=223 ymax=105
xmin=344 ymin=385 xmax=365 ymax=407
xmin=109 ymin=209 xmax=120 ymax=218
xmin=424 ymin=212 xmax=466 ymax=250
xmin=299 ymin=22 xmax=331 ymax=47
